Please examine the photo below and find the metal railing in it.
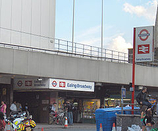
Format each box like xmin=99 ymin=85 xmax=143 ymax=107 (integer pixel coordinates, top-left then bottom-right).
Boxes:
xmin=54 ymin=38 xmax=128 ymax=63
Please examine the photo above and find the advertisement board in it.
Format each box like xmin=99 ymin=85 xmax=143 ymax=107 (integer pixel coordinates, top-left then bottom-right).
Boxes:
xmin=49 ymin=79 xmax=94 ymax=92
xmin=135 ymin=26 xmax=154 ymax=62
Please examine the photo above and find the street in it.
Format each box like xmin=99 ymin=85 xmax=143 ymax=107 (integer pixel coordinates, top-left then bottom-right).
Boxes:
xmin=34 ymin=127 xmax=96 ymax=131
xmin=34 ymin=123 xmax=96 ymax=131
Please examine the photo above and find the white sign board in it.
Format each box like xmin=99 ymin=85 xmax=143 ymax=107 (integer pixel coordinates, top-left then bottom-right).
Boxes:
xmin=14 ymin=78 xmax=49 ymax=90
xmin=135 ymin=26 xmax=154 ymax=62
xmin=49 ymin=79 xmax=94 ymax=92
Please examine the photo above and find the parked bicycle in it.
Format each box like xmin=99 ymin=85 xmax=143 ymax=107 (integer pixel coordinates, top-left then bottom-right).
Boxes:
xmin=49 ymin=111 xmax=65 ymax=125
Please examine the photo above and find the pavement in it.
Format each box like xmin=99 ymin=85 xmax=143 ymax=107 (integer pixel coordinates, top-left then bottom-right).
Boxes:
xmin=35 ymin=123 xmax=96 ymax=130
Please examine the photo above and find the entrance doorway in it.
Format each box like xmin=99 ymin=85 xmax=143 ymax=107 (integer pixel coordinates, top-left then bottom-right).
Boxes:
xmin=14 ymin=91 xmax=49 ymax=123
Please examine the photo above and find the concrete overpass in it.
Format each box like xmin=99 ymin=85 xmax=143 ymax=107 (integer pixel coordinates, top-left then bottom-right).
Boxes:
xmin=0 ymin=42 xmax=158 ymax=88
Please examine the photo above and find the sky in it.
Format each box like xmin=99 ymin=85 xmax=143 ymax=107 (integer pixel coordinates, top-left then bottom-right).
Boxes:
xmin=55 ymin=0 xmax=158 ymax=53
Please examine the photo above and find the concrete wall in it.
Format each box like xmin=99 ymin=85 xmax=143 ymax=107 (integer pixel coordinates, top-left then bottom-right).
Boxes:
xmin=0 ymin=0 xmax=55 ymax=49
xmin=0 ymin=47 xmax=158 ymax=87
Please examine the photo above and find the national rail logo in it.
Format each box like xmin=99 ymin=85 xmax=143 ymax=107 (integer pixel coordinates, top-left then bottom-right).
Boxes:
xmin=59 ymin=81 xmax=66 ymax=88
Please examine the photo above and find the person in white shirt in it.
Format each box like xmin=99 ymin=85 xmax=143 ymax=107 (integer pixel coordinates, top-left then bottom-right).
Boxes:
xmin=10 ymin=101 xmax=17 ymax=113
xmin=51 ymin=102 xmax=57 ymax=113
xmin=51 ymin=102 xmax=58 ymax=123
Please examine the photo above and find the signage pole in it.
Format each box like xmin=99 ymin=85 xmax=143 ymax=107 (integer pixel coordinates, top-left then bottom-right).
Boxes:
xmin=121 ymin=87 xmax=124 ymax=114
xmin=132 ymin=28 xmax=136 ymax=114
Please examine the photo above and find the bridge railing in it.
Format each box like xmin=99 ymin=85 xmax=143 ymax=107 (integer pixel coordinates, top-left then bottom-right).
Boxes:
xmin=0 ymin=35 xmax=129 ymax=63
xmin=54 ymin=38 xmax=129 ymax=63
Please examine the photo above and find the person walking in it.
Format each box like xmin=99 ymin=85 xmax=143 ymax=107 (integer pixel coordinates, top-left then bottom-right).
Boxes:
xmin=0 ymin=101 xmax=6 ymax=119
xmin=136 ymin=87 xmax=152 ymax=108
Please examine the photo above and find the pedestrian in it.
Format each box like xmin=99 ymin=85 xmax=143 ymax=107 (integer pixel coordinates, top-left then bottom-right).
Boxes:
xmin=136 ymin=87 xmax=152 ymax=108
xmin=10 ymin=101 xmax=17 ymax=114
xmin=25 ymin=103 xmax=28 ymax=111
xmin=51 ymin=102 xmax=57 ymax=113
xmin=50 ymin=102 xmax=58 ymax=124
xmin=0 ymin=101 xmax=7 ymax=119
xmin=15 ymin=102 xmax=22 ymax=112
xmin=24 ymin=103 xmax=30 ymax=118
xmin=65 ymin=100 xmax=73 ymax=126
xmin=0 ymin=112 xmax=6 ymax=131
xmin=143 ymin=108 xmax=154 ymax=131
xmin=51 ymin=102 xmax=58 ymax=117
xmin=141 ymin=106 xmax=147 ymax=131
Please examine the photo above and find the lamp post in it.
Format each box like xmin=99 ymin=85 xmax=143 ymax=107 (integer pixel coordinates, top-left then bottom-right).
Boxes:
xmin=72 ymin=0 xmax=75 ymax=53
xmin=101 ymin=0 xmax=104 ymax=58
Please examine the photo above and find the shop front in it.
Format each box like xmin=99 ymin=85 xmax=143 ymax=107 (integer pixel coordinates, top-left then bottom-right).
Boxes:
xmin=13 ymin=78 xmax=96 ymax=123
xmin=49 ymin=78 xmax=97 ymax=124
xmin=95 ymin=84 xmax=133 ymax=108
xmin=56 ymin=92 xmax=100 ymax=123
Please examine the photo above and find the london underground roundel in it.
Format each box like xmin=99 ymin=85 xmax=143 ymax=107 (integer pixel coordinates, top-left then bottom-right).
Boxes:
xmin=52 ymin=81 xmax=57 ymax=87
xmin=138 ymin=29 xmax=150 ymax=41
xmin=17 ymin=80 xmax=23 ymax=87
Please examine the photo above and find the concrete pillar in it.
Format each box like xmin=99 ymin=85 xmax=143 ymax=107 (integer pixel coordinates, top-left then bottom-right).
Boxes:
xmin=8 ymin=78 xmax=14 ymax=115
